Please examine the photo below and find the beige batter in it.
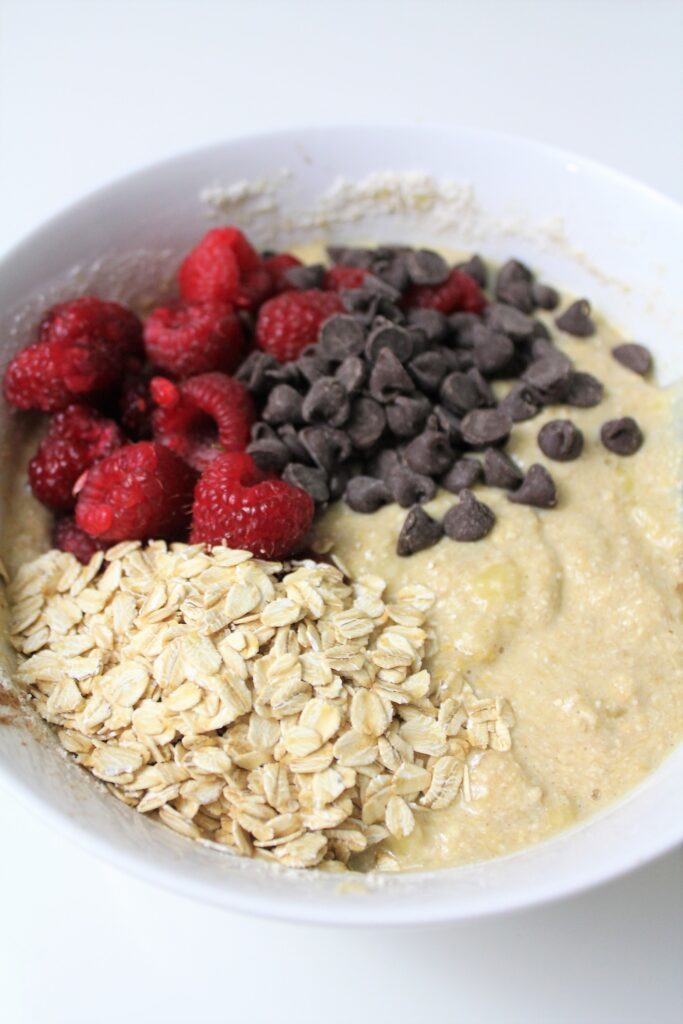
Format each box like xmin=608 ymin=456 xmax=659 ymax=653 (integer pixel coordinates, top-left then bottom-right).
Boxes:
xmin=4 ymin=248 xmax=683 ymax=873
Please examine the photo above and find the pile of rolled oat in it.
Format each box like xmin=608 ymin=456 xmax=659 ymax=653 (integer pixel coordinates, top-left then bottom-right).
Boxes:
xmin=9 ymin=541 xmax=514 ymax=870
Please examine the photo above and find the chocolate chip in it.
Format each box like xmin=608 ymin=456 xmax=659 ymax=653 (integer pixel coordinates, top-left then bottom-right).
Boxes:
xmin=262 ymin=384 xmax=304 ymax=426
xmin=612 ymin=343 xmax=652 ymax=376
xmin=251 ymin=421 xmax=277 ymax=441
xmin=397 ymin=506 xmax=443 ymax=556
xmin=531 ymin=283 xmax=560 ymax=310
xmin=345 ymin=476 xmax=391 ymax=514
xmin=327 ymin=246 xmax=374 ymax=268
xmin=449 ymin=312 xmax=480 ymax=344
xmin=301 ymin=377 xmax=350 ymax=427
xmin=409 ymin=351 xmax=449 ymax=393
xmin=300 ymin=425 xmax=352 ymax=473
xmin=466 ymin=367 xmax=495 ymax=407
xmin=485 ymin=303 xmax=535 ymax=338
xmin=472 ymin=326 xmax=515 ymax=376
xmin=460 ymin=408 xmax=512 ymax=447
xmin=369 ymin=348 xmax=415 ymax=403
xmin=555 ymin=299 xmax=595 ymax=337
xmin=404 ymin=430 xmax=454 ymax=476
xmin=282 ymin=463 xmax=330 ymax=503
xmin=600 ymin=417 xmax=643 ymax=456
xmin=530 ymin=319 xmax=551 ymax=342
xmin=369 ymin=448 xmax=403 ymax=484
xmin=564 ymin=371 xmax=603 ymax=408
xmin=297 ymin=346 xmax=333 ymax=384
xmin=386 ymin=395 xmax=431 ymax=438
xmin=495 ymin=260 xmax=535 ymax=312
xmin=264 ymin=360 xmax=303 ymax=389
xmin=439 ymin=371 xmax=480 ymax=416
xmin=484 ymin=448 xmax=523 ymax=489
xmin=530 ymin=335 xmax=556 ymax=361
xmin=335 ymin=356 xmax=367 ymax=394
xmin=235 ymin=350 xmax=278 ymax=396
xmin=389 ymin=468 xmax=437 ymax=508
xmin=278 ymin=423 xmax=310 ymax=463
xmin=405 ymin=249 xmax=450 ymax=286
xmin=522 ymin=353 xmax=572 ymax=403
xmin=247 ymin=437 xmax=291 ymax=474
xmin=457 ymin=254 xmax=488 ymax=287
xmin=346 ymin=396 xmax=386 ymax=450
xmin=440 ymin=345 xmax=474 ymax=372
xmin=432 ymin=404 xmax=462 ymax=445
xmin=497 ymin=258 xmax=533 ymax=287
xmin=328 ymin=465 xmax=352 ymax=500
xmin=372 ymin=254 xmax=411 ymax=292
xmin=508 ymin=464 xmax=557 ymax=508
xmin=284 ymin=263 xmax=325 ymax=290
xmin=499 ymin=382 xmax=543 ymax=422
xmin=318 ymin=315 xmax=366 ymax=360
xmin=441 ymin=457 xmax=482 ymax=494
xmin=443 ymin=490 xmax=495 ymax=542
xmin=407 ymin=308 xmax=451 ymax=343
xmin=538 ymin=419 xmax=583 ymax=461
xmin=365 ymin=320 xmax=413 ymax=363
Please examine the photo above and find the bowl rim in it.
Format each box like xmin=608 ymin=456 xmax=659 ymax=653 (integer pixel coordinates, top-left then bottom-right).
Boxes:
xmin=1 ymin=122 xmax=682 ymax=925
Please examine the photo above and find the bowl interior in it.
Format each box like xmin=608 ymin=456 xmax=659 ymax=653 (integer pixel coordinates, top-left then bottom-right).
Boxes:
xmin=1 ymin=125 xmax=682 ymax=925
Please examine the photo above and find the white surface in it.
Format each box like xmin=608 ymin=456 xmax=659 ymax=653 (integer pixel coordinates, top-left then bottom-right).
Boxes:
xmin=0 ymin=0 xmax=682 ymax=1020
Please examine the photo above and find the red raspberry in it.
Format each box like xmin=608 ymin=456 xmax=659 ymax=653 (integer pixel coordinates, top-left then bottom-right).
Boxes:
xmin=3 ymin=334 xmax=122 ymax=412
xmin=52 ymin=516 xmax=107 ymax=564
xmin=190 ymin=452 xmax=314 ymax=558
xmin=75 ymin=441 xmax=197 ymax=542
xmin=151 ymin=371 xmax=255 ymax=471
xmin=255 ymin=290 xmax=344 ymax=363
xmin=178 ymin=227 xmax=261 ymax=304
xmin=39 ymin=296 xmax=143 ymax=357
xmin=28 ymin=404 xmax=125 ymax=512
xmin=119 ymin=363 xmax=154 ymax=439
xmin=324 ymin=265 xmax=368 ymax=291
xmin=143 ymin=300 xmax=244 ymax=378
xmin=403 ymin=269 xmax=486 ymax=315
xmin=234 ymin=265 xmax=274 ymax=312
xmin=263 ymin=253 xmax=302 ymax=292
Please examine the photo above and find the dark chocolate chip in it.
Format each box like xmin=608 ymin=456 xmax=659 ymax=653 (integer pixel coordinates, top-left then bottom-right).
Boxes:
xmin=386 ymin=395 xmax=431 ymax=438
xmin=251 ymin=421 xmax=277 ymax=442
xmin=359 ymin=274 xmax=402 ymax=302
xmin=564 ymin=371 xmax=604 ymax=408
xmin=485 ymin=303 xmax=535 ymax=339
xmin=443 ymin=489 xmax=495 ymax=542
xmin=405 ymin=249 xmax=450 ymax=286
xmin=247 ymin=438 xmax=291 ymax=474
xmin=466 ymin=367 xmax=495 ymax=407
xmin=372 ymin=254 xmax=411 ymax=292
xmin=508 ymin=464 xmax=557 ymax=508
xmin=369 ymin=448 xmax=403 ymax=484
xmin=499 ymin=382 xmax=543 ymax=422
xmin=301 ymin=377 xmax=350 ymax=427
xmin=440 ymin=345 xmax=474 ymax=371
xmin=346 ymin=397 xmax=386 ymax=450
xmin=397 ymin=506 xmax=443 ymax=556
xmin=484 ymin=448 xmax=523 ymax=489
xmin=297 ymin=346 xmax=333 ymax=384
xmin=555 ymin=299 xmax=595 ymax=337
xmin=612 ymin=343 xmax=652 ymax=376
xmin=328 ymin=465 xmax=352 ymax=501
xmin=284 ymin=263 xmax=325 ymax=290
xmin=530 ymin=319 xmax=551 ymax=341
xmin=497 ymin=258 xmax=533 ymax=287
xmin=472 ymin=327 xmax=515 ymax=377
xmin=531 ymin=283 xmax=560 ymax=310
xmin=441 ymin=457 xmax=482 ymax=494
xmin=389 ymin=468 xmax=437 ymax=508
xmin=404 ymin=430 xmax=454 ymax=476
xmin=300 ymin=425 xmax=352 ymax=473
xmin=439 ymin=371 xmax=480 ymax=416
xmin=327 ymin=246 xmax=374 ymax=268
xmin=407 ymin=308 xmax=451 ymax=343
xmin=318 ymin=315 xmax=366 ymax=360
xmin=409 ymin=351 xmax=449 ymax=393
xmin=449 ymin=312 xmax=480 ymax=344
xmin=522 ymin=354 xmax=572 ymax=403
xmin=264 ymin=360 xmax=304 ymax=389
xmin=530 ymin=336 xmax=556 ymax=361
xmin=538 ymin=419 xmax=584 ymax=461
xmin=278 ymin=423 xmax=310 ymax=463
xmin=335 ymin=356 xmax=367 ymax=395
xmin=262 ymin=384 xmax=304 ymax=426
xmin=369 ymin=348 xmax=415 ymax=403
xmin=600 ymin=417 xmax=643 ymax=456
xmin=432 ymin=404 xmax=462 ymax=445
xmin=405 ymin=325 xmax=430 ymax=356
xmin=456 ymin=254 xmax=488 ymax=287
xmin=365 ymin=320 xmax=414 ymax=363
xmin=282 ymin=463 xmax=330 ymax=504
xmin=235 ymin=350 xmax=278 ymax=396
xmin=497 ymin=279 xmax=535 ymax=313
xmin=460 ymin=408 xmax=512 ymax=447
xmin=345 ymin=476 xmax=391 ymax=514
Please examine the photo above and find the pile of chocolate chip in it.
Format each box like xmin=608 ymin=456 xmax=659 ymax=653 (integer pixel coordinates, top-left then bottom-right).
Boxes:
xmin=237 ymin=247 xmax=649 ymax=557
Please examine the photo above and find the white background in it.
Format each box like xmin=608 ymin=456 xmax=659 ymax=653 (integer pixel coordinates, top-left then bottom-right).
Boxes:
xmin=0 ymin=2 xmax=682 ymax=1022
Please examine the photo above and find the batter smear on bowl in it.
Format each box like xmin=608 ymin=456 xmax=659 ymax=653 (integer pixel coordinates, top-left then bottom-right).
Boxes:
xmin=3 ymin=226 xmax=683 ymax=872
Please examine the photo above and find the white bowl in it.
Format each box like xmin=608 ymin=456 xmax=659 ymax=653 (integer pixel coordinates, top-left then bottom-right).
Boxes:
xmin=1 ymin=125 xmax=682 ymax=926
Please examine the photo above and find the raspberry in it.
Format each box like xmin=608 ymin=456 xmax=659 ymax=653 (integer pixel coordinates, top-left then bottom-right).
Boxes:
xmin=233 ymin=265 xmax=274 ymax=312
xmin=190 ymin=452 xmax=314 ymax=558
xmin=151 ymin=371 xmax=255 ymax=471
xmin=178 ymin=227 xmax=261 ymax=304
xmin=255 ymin=290 xmax=344 ymax=363
xmin=52 ymin=516 xmax=107 ymax=564
xmin=3 ymin=334 xmax=122 ymax=412
xmin=143 ymin=300 xmax=244 ymax=378
xmin=39 ymin=296 xmax=143 ymax=357
xmin=324 ymin=265 xmax=368 ymax=291
xmin=262 ymin=253 xmax=302 ymax=292
xmin=28 ymin=404 xmax=125 ymax=512
xmin=75 ymin=441 xmax=197 ymax=542
xmin=119 ymin=362 xmax=154 ymax=439
xmin=403 ymin=269 xmax=486 ymax=315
